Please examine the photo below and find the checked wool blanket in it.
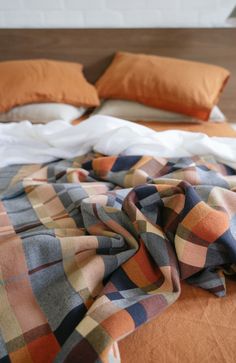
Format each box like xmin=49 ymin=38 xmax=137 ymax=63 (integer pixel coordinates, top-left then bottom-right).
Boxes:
xmin=1 ymin=153 xmax=236 ymax=363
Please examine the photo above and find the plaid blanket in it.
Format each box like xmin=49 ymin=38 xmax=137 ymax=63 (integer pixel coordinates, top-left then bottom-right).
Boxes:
xmin=1 ymin=153 xmax=236 ymax=363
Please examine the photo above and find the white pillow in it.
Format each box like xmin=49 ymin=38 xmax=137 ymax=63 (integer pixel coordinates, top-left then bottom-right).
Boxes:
xmin=93 ymin=100 xmax=226 ymax=123
xmin=0 ymin=103 xmax=86 ymax=124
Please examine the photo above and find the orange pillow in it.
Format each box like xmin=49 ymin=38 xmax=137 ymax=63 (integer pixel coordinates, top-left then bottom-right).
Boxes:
xmin=0 ymin=59 xmax=99 ymax=112
xmin=96 ymin=52 xmax=230 ymax=121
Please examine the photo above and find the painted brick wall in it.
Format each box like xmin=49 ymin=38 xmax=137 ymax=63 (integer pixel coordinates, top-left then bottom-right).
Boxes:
xmin=0 ymin=0 xmax=235 ymax=28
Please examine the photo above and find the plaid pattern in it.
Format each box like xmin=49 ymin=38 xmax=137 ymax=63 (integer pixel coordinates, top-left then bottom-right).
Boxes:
xmin=1 ymin=153 xmax=236 ymax=363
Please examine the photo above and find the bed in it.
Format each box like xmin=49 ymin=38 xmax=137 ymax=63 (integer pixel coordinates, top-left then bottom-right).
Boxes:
xmin=0 ymin=28 xmax=236 ymax=363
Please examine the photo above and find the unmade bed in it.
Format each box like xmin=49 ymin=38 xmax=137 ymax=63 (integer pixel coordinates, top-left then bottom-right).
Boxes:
xmin=0 ymin=28 xmax=236 ymax=363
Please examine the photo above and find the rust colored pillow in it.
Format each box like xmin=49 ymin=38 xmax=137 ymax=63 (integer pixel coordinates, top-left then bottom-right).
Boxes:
xmin=0 ymin=59 xmax=99 ymax=112
xmin=96 ymin=52 xmax=230 ymax=121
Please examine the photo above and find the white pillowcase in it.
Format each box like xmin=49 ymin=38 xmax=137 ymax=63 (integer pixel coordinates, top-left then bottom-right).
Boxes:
xmin=0 ymin=103 xmax=86 ymax=124
xmin=93 ymin=100 xmax=226 ymax=123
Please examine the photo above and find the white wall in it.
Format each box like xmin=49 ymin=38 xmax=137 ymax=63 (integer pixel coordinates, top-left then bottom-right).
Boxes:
xmin=0 ymin=0 xmax=235 ymax=28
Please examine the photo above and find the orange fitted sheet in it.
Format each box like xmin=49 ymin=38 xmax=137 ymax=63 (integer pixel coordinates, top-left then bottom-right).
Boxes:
xmin=135 ymin=121 xmax=236 ymax=137
xmin=119 ymin=280 xmax=236 ymax=363
xmin=73 ymin=118 xmax=236 ymax=138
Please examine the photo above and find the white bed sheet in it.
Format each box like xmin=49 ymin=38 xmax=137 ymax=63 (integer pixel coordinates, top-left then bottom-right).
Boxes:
xmin=1 ymin=115 xmax=236 ymax=168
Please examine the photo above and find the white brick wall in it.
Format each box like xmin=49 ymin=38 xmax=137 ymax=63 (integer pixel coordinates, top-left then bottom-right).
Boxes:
xmin=0 ymin=0 xmax=235 ymax=28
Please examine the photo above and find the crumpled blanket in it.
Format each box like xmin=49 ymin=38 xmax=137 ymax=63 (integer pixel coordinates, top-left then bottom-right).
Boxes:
xmin=0 ymin=153 xmax=236 ymax=363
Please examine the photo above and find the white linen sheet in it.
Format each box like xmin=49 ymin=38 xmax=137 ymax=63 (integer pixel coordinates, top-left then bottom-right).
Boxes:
xmin=0 ymin=115 xmax=236 ymax=168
